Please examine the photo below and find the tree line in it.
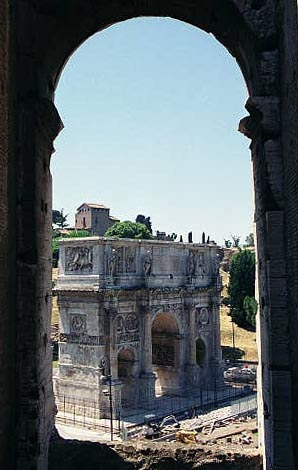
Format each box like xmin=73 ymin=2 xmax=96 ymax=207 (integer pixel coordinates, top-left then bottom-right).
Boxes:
xmin=228 ymin=249 xmax=257 ymax=330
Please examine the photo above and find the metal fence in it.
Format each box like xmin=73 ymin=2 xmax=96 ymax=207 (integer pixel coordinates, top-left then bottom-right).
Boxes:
xmin=55 ymin=384 xmax=256 ymax=436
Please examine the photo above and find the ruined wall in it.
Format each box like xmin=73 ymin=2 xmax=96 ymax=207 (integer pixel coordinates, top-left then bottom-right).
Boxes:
xmin=0 ymin=1 xmax=16 ymax=469
xmin=280 ymin=0 xmax=298 ymax=466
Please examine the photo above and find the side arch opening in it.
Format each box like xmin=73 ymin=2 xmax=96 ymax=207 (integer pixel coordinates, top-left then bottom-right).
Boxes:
xmin=196 ymin=337 xmax=206 ymax=368
xmin=118 ymin=347 xmax=136 ymax=405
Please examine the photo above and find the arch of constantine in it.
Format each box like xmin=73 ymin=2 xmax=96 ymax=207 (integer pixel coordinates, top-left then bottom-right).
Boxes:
xmin=1 ymin=1 xmax=298 ymax=468
xmin=55 ymin=238 xmax=222 ymax=415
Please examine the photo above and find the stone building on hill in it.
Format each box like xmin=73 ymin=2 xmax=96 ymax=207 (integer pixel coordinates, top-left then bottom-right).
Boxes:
xmin=54 ymin=237 xmax=223 ymax=417
xmin=75 ymin=202 xmax=120 ymax=236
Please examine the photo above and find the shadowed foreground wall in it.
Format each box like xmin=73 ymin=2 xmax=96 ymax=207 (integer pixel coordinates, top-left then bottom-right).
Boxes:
xmin=0 ymin=0 xmax=16 ymax=468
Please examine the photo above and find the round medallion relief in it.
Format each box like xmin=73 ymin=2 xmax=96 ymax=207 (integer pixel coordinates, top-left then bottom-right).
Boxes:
xmin=125 ymin=314 xmax=138 ymax=332
xmin=199 ymin=308 xmax=209 ymax=325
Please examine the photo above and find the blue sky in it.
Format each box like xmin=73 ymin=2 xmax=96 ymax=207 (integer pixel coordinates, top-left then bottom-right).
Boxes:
xmin=52 ymin=17 xmax=253 ymax=245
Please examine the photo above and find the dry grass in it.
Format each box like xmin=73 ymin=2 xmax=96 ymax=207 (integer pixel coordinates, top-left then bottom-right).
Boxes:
xmin=220 ymin=268 xmax=258 ymax=362
xmin=220 ymin=306 xmax=258 ymax=362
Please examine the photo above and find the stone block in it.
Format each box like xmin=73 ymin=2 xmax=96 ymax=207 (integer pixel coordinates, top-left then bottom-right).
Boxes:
xmin=272 ymin=430 xmax=294 ymax=468
xmin=266 ymin=211 xmax=285 ymax=259
xmin=267 ymin=278 xmax=287 ymax=308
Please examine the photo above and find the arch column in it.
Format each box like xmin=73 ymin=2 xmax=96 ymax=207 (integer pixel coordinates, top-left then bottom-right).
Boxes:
xmin=188 ymin=307 xmax=197 ymax=365
xmin=139 ymin=305 xmax=155 ymax=405
xmin=185 ymin=306 xmax=201 ymax=392
xmin=240 ymin=96 xmax=294 ymax=469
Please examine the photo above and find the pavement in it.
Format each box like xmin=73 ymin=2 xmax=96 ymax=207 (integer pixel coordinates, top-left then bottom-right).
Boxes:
xmin=56 ymin=423 xmax=119 ymax=443
xmin=56 ymin=393 xmax=257 ymax=444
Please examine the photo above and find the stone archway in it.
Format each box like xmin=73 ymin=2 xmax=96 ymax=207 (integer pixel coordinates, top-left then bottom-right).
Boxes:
xmin=117 ymin=347 xmax=136 ymax=405
xmin=2 ymin=1 xmax=298 ymax=468
xmin=152 ymin=312 xmax=181 ymax=395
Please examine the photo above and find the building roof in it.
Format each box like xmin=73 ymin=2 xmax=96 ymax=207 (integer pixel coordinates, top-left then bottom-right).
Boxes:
xmin=109 ymin=215 xmax=120 ymax=221
xmin=77 ymin=203 xmax=109 ymax=211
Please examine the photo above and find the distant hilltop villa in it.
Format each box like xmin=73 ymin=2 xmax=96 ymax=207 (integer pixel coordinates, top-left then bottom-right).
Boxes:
xmin=75 ymin=202 xmax=120 ymax=236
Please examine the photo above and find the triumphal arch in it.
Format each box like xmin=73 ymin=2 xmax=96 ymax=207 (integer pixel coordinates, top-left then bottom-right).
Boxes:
xmin=55 ymin=237 xmax=222 ymax=415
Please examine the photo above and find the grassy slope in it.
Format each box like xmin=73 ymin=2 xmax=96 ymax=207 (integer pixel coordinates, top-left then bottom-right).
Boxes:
xmin=220 ymin=268 xmax=257 ymax=362
xmin=220 ymin=306 xmax=257 ymax=362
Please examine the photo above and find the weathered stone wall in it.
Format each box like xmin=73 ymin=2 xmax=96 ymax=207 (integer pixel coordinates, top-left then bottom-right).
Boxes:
xmin=57 ymin=237 xmax=219 ymax=289
xmin=280 ymin=0 xmax=298 ymax=467
xmin=0 ymin=1 xmax=16 ymax=469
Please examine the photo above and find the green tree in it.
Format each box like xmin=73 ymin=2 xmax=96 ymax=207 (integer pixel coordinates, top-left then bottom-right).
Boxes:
xmin=231 ymin=234 xmax=241 ymax=248
xmin=53 ymin=208 xmax=69 ymax=229
xmin=105 ymin=221 xmax=153 ymax=239
xmin=245 ymin=232 xmax=255 ymax=247
xmin=243 ymin=296 xmax=258 ymax=328
xmin=135 ymin=214 xmax=152 ymax=234
xmin=228 ymin=249 xmax=257 ymax=329
xmin=224 ymin=239 xmax=232 ymax=248
xmin=52 ymin=237 xmax=60 ymax=268
xmin=64 ymin=230 xmax=90 ymax=238
xmin=52 ymin=209 xmax=62 ymax=225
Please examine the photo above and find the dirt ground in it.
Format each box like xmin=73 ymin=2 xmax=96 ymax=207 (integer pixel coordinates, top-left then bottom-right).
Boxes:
xmin=50 ymin=414 xmax=261 ymax=470
xmin=49 ymin=432 xmax=262 ymax=470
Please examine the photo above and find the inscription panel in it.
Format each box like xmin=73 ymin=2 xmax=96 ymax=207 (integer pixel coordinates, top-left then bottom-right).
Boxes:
xmin=59 ymin=333 xmax=105 ymax=346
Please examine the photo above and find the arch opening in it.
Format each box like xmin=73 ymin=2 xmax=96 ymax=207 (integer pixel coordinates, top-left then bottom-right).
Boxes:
xmin=49 ymin=7 xmax=265 ymax=465
xmin=196 ymin=338 xmax=206 ymax=368
xmin=152 ymin=313 xmax=181 ymax=396
xmin=118 ymin=347 xmax=136 ymax=405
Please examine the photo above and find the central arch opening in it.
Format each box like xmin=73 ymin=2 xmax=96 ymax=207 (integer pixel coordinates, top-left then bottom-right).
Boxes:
xmin=152 ymin=312 xmax=181 ymax=396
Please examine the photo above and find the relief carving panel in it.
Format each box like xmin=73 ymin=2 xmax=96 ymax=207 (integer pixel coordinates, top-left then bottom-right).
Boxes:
xmin=70 ymin=314 xmax=87 ymax=334
xmin=115 ymin=313 xmax=139 ymax=343
xmin=187 ymin=250 xmax=196 ymax=276
xmin=196 ymin=307 xmax=209 ymax=326
xmin=143 ymin=253 xmax=152 ymax=276
xmin=65 ymin=246 xmax=93 ymax=273
xmin=125 ymin=247 xmax=136 ymax=273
